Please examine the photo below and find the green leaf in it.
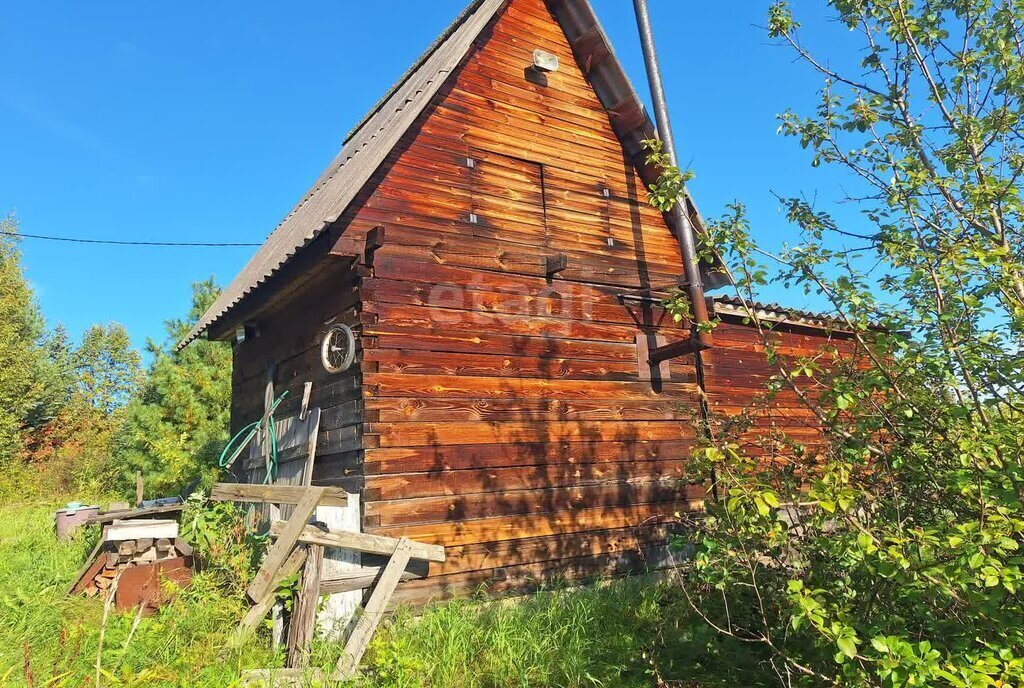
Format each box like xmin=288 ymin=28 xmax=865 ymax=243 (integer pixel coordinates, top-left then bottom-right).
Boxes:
xmin=837 ymin=635 xmax=858 ymax=659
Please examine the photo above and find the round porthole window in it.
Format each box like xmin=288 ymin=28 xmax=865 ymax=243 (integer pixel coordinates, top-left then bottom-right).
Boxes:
xmin=321 ymin=323 xmax=356 ymax=374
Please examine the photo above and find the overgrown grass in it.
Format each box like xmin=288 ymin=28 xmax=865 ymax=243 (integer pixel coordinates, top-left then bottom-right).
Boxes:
xmin=0 ymin=502 xmax=771 ymax=687
xmin=0 ymin=502 xmax=277 ymax=686
xmin=356 ymin=582 xmax=772 ymax=688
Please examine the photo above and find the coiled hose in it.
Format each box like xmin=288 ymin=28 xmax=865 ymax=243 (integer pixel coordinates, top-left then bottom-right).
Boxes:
xmin=218 ymin=390 xmax=290 ymax=484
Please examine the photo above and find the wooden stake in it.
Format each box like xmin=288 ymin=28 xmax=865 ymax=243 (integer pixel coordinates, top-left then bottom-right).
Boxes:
xmin=286 ymin=544 xmax=323 ymax=668
xmin=135 ymin=471 xmax=144 ymax=507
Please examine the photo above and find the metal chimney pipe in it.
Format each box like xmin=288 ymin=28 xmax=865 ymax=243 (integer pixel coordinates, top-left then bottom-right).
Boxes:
xmin=632 ymin=0 xmax=712 ymax=347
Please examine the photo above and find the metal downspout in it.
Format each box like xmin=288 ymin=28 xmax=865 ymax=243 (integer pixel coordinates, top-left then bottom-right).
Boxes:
xmin=632 ymin=0 xmax=713 ymax=348
xmin=632 ymin=0 xmax=718 ymax=501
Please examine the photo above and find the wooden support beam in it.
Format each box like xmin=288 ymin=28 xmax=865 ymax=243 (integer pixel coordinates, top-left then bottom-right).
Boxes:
xmin=333 ymin=538 xmax=414 ymax=680
xmin=232 ymin=547 xmax=307 ymax=647
xmin=286 ymin=545 xmax=323 ymax=668
xmin=364 ymin=225 xmax=385 ymax=267
xmin=67 ymin=538 xmax=106 ymax=595
xmin=210 ymin=483 xmax=352 ymax=508
xmin=330 ymin=234 xmax=362 ymax=260
xmin=268 ymin=521 xmax=445 ymax=563
xmin=83 ymin=503 xmax=184 ymax=525
xmin=330 ymin=225 xmax=386 ymax=267
xmin=320 ymin=567 xmax=421 ymax=596
xmin=247 ymin=488 xmax=324 ymax=602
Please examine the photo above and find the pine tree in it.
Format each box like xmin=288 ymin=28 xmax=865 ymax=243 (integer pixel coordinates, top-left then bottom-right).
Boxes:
xmin=116 ymin=278 xmax=232 ymax=495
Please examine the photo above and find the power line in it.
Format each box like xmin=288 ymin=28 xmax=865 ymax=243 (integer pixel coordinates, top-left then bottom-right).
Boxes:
xmin=1 ymin=229 xmax=261 ymax=248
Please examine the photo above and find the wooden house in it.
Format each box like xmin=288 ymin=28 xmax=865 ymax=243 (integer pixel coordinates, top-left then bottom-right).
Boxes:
xmin=180 ymin=0 xmax=853 ymax=605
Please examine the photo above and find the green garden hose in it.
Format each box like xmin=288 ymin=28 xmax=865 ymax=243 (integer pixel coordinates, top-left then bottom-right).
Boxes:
xmin=218 ymin=390 xmax=290 ymax=484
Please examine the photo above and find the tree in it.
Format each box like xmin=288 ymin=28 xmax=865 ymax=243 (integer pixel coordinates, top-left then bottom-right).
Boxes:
xmin=115 ymin=279 xmax=232 ymax=496
xmin=73 ymin=322 xmax=142 ymax=414
xmin=0 ymin=215 xmax=56 ymax=466
xmin=646 ymin=1 xmax=1024 ymax=686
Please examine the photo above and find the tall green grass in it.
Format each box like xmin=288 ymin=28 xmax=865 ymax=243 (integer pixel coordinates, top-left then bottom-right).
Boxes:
xmin=356 ymin=582 xmax=772 ymax=688
xmin=0 ymin=502 xmax=277 ymax=686
xmin=0 ymin=502 xmax=771 ymax=687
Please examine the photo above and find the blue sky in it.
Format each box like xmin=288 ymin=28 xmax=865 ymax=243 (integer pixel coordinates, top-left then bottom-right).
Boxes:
xmin=0 ymin=1 xmax=865 ymax=353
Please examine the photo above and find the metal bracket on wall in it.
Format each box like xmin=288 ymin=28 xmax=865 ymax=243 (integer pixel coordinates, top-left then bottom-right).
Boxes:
xmin=636 ymin=333 xmax=710 ymax=383
xmin=648 ymin=337 xmax=710 ymax=364
xmin=545 ymin=253 xmax=568 ymax=277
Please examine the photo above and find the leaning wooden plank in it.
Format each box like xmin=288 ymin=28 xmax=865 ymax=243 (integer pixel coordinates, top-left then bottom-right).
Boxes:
xmin=268 ymin=521 xmax=445 ymax=563
xmin=232 ymin=547 xmax=307 ymax=647
xmin=320 ymin=567 xmax=420 ymax=596
xmin=286 ymin=544 xmax=323 ymax=668
xmin=210 ymin=483 xmax=351 ymax=508
xmin=247 ymin=487 xmax=325 ymax=602
xmin=240 ymin=667 xmax=324 ymax=686
xmin=333 ymin=538 xmax=414 ymax=680
xmin=67 ymin=538 xmax=106 ymax=595
xmin=84 ymin=503 xmax=184 ymax=525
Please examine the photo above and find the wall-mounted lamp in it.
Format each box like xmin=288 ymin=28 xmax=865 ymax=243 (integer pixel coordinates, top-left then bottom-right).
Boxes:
xmin=532 ymin=49 xmax=559 ymax=73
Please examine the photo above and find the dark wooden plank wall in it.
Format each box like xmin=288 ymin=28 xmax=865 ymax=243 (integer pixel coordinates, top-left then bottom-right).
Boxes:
xmin=335 ymin=0 xmax=707 ymax=604
xmin=230 ymin=267 xmax=365 ymax=493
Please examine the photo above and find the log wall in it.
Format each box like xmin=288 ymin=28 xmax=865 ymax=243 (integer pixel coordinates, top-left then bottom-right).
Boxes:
xmin=703 ymin=316 xmax=859 ymax=471
xmin=339 ymin=0 xmax=706 ymax=603
xmin=226 ymin=0 xmax=855 ymax=606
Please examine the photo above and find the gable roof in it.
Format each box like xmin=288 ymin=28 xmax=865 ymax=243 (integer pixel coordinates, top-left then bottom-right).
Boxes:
xmin=180 ymin=0 xmax=726 ymax=349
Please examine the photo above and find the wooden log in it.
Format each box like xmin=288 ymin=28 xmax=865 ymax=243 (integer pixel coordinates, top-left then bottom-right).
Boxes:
xmin=286 ymin=544 xmax=323 ymax=668
xmin=333 ymin=538 xmax=414 ymax=680
xmin=173 ymin=537 xmax=193 ymax=557
xmin=210 ymin=483 xmax=352 ymax=508
xmin=268 ymin=521 xmax=445 ymax=563
xmin=247 ymin=488 xmax=324 ymax=602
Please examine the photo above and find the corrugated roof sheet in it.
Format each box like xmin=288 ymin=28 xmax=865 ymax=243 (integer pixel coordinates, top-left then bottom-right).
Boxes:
xmin=712 ymin=294 xmax=843 ymax=329
xmin=179 ymin=0 xmax=508 ymax=349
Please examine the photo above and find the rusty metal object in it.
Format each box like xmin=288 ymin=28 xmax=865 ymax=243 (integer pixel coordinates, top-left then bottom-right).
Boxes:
xmin=115 ymin=557 xmax=193 ymax=612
